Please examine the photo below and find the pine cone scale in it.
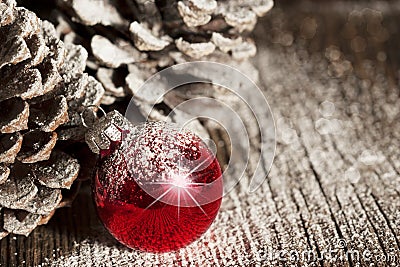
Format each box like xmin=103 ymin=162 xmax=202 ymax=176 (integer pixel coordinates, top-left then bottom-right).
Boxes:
xmin=28 ymin=95 xmax=69 ymax=132
xmin=16 ymin=131 xmax=57 ymax=164
xmin=0 ymin=164 xmax=38 ymax=209
xmin=0 ymin=163 xmax=10 ymax=184
xmin=0 ymin=132 xmax=23 ymax=164
xmin=0 ymin=98 xmax=29 ymax=133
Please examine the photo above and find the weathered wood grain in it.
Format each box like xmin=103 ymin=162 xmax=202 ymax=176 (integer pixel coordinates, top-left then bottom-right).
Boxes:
xmin=1 ymin=1 xmax=400 ymax=266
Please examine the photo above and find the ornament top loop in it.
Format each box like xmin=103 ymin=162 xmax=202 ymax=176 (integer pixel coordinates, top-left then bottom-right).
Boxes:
xmin=80 ymin=105 xmax=107 ymax=128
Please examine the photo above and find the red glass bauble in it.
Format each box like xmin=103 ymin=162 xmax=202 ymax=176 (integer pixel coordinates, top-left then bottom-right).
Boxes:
xmin=93 ymin=122 xmax=223 ymax=252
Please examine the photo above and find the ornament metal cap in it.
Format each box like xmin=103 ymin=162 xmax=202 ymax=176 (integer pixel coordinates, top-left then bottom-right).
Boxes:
xmin=82 ymin=108 xmax=132 ymax=154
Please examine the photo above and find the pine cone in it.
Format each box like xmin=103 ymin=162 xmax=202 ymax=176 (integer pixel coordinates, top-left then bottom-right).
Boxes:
xmin=52 ymin=0 xmax=273 ymax=107
xmin=39 ymin=0 xmax=272 ymax=144
xmin=0 ymin=0 xmax=104 ymax=238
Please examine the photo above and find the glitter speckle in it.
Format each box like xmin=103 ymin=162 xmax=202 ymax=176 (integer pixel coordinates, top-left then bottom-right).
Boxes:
xmin=315 ymin=118 xmax=342 ymax=135
xmin=319 ymin=101 xmax=336 ymax=117
xmin=325 ymin=46 xmax=341 ymax=61
xmin=359 ymin=149 xmax=384 ymax=165
xmin=281 ymin=127 xmax=298 ymax=144
xmin=300 ymin=17 xmax=317 ymax=39
xmin=315 ymin=118 xmax=331 ymax=135
xmin=351 ymin=36 xmax=367 ymax=52
xmin=345 ymin=167 xmax=361 ymax=184
xmin=377 ymin=51 xmax=387 ymax=62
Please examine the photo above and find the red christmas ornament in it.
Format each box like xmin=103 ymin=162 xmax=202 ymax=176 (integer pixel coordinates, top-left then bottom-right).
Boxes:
xmin=88 ymin=114 xmax=223 ymax=253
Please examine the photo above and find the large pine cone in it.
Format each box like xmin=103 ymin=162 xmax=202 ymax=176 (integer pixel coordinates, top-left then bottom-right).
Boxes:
xmin=45 ymin=0 xmax=273 ymax=141
xmin=53 ymin=0 xmax=273 ymax=103
xmin=0 ymin=0 xmax=104 ymax=238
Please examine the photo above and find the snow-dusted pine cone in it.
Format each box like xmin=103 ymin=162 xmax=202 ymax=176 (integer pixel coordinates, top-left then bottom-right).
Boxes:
xmin=0 ymin=0 xmax=104 ymax=238
xmin=53 ymin=0 xmax=273 ymax=105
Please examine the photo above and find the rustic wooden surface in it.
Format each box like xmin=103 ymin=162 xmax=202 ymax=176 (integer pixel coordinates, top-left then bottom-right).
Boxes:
xmin=1 ymin=1 xmax=400 ymax=266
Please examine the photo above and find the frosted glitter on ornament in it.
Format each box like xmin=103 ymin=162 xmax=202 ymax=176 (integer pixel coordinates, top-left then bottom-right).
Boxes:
xmin=93 ymin=122 xmax=223 ymax=252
